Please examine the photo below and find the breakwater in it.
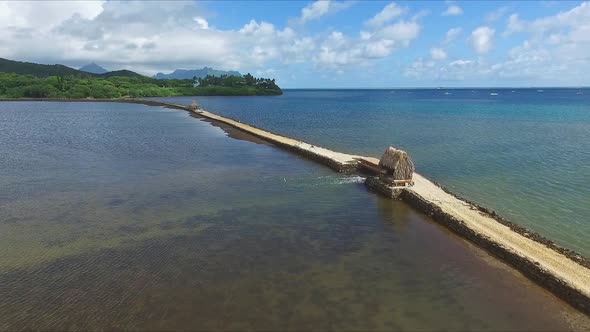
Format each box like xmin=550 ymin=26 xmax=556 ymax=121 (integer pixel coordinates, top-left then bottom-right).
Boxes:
xmin=173 ymin=100 xmax=590 ymax=315
xmin=3 ymin=98 xmax=589 ymax=315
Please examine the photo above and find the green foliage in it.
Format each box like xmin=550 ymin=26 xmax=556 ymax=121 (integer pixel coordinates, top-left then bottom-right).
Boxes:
xmin=0 ymin=72 xmax=282 ymax=99
xmin=196 ymin=73 xmax=281 ymax=94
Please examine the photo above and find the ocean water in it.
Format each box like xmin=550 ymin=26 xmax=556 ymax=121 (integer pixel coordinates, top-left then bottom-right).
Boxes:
xmin=154 ymin=89 xmax=590 ymax=256
xmin=0 ymin=101 xmax=588 ymax=330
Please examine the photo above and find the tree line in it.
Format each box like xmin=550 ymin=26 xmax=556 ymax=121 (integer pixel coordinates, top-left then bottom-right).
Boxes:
xmin=0 ymin=72 xmax=282 ymax=99
xmin=196 ymin=73 xmax=280 ymax=91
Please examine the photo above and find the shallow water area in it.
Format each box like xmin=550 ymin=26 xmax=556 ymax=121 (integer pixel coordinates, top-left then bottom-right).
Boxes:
xmin=0 ymin=101 xmax=588 ymax=330
xmin=153 ymin=89 xmax=590 ymax=256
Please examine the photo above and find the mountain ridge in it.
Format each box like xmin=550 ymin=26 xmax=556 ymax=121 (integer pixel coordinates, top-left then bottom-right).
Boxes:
xmin=0 ymin=57 xmax=143 ymax=78
xmin=79 ymin=63 xmax=108 ymax=74
xmin=0 ymin=58 xmax=87 ymax=77
xmin=154 ymin=67 xmax=241 ymax=79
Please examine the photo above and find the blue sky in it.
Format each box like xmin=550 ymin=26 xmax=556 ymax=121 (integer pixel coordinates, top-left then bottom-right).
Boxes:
xmin=1 ymin=1 xmax=589 ymax=87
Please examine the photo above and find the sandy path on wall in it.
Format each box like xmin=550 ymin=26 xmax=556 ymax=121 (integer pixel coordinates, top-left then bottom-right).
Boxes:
xmin=409 ymin=173 xmax=590 ymax=296
xmin=198 ymin=110 xmax=363 ymax=164
xmin=359 ymin=156 xmax=590 ymax=299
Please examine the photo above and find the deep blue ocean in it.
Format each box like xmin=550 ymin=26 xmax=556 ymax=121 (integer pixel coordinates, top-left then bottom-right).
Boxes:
xmin=154 ymin=88 xmax=590 ymax=256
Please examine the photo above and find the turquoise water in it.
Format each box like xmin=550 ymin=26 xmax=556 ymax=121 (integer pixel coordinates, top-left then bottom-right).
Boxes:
xmin=154 ymin=89 xmax=590 ymax=256
xmin=1 ymin=101 xmax=588 ymax=330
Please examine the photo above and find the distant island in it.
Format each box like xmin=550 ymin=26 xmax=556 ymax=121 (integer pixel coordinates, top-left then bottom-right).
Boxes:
xmin=154 ymin=67 xmax=241 ymax=80
xmin=0 ymin=58 xmax=282 ymax=98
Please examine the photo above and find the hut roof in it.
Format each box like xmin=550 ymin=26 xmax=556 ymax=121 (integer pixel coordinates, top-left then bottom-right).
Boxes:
xmin=378 ymin=146 xmax=415 ymax=180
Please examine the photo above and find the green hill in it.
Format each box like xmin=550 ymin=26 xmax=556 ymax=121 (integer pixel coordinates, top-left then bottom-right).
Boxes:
xmin=79 ymin=63 xmax=108 ymax=74
xmin=0 ymin=58 xmax=282 ymax=98
xmin=0 ymin=57 xmax=145 ymax=78
xmin=97 ymin=69 xmax=145 ymax=78
xmin=0 ymin=58 xmax=88 ymax=77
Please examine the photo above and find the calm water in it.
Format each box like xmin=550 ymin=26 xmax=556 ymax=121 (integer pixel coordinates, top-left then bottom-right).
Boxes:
xmin=0 ymin=101 xmax=588 ymax=330
xmin=154 ymin=89 xmax=590 ymax=256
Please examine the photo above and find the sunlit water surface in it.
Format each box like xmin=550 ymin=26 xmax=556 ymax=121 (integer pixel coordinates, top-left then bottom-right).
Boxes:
xmin=0 ymin=101 xmax=588 ymax=330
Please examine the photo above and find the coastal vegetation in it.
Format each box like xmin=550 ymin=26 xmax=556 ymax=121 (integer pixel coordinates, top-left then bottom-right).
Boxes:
xmin=194 ymin=73 xmax=281 ymax=96
xmin=0 ymin=73 xmax=282 ymax=98
xmin=153 ymin=67 xmax=241 ymax=79
xmin=0 ymin=57 xmax=282 ymax=98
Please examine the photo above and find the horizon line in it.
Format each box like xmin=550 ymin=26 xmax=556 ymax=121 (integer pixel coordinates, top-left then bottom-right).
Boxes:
xmin=282 ymin=86 xmax=590 ymax=90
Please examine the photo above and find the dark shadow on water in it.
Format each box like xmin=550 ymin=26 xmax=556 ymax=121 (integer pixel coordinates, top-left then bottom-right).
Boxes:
xmin=190 ymin=113 xmax=272 ymax=146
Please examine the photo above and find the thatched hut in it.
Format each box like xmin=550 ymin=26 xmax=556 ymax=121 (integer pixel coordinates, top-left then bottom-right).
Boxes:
xmin=378 ymin=146 xmax=415 ymax=183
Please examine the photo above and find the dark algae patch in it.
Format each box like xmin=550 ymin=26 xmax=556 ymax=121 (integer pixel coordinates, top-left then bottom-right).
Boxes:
xmin=1 ymin=205 xmax=587 ymax=331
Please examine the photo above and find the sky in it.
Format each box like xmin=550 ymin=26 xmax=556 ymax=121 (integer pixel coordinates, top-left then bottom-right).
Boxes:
xmin=1 ymin=0 xmax=589 ymax=88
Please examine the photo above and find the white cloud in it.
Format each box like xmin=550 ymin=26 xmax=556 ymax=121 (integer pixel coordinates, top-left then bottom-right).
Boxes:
xmin=0 ymin=2 xmax=252 ymax=72
xmin=491 ymin=41 xmax=553 ymax=79
xmin=504 ymin=13 xmax=524 ymax=36
xmin=378 ymin=20 xmax=420 ymax=43
xmin=309 ymin=3 xmax=422 ymax=70
xmin=239 ymin=20 xmax=276 ymax=35
xmin=315 ymin=20 xmax=420 ymax=69
xmin=485 ymin=6 xmax=509 ymax=23
xmin=528 ymin=2 xmax=590 ymax=36
xmin=470 ymin=26 xmax=495 ymax=54
xmin=0 ymin=1 xmax=104 ymax=30
xmin=406 ymin=44 xmax=556 ymax=82
xmin=407 ymin=2 xmax=590 ymax=85
xmin=430 ymin=47 xmax=447 ymax=60
xmin=194 ymin=17 xmax=209 ymax=30
xmin=416 ymin=27 xmax=456 ymax=66
xmin=443 ymin=27 xmax=462 ymax=45
xmin=412 ymin=9 xmax=431 ymax=21
xmin=442 ymin=3 xmax=463 ymax=16
xmin=0 ymin=1 xmax=321 ymax=74
xmin=299 ymin=0 xmax=354 ymax=23
xmin=238 ymin=21 xmax=317 ymax=66
xmin=366 ymin=2 xmax=407 ymax=27
xmin=504 ymin=2 xmax=590 ymax=40
xmin=500 ymin=2 xmax=590 ymax=82
xmin=301 ymin=0 xmax=331 ymax=22
xmin=406 ymin=57 xmax=487 ymax=81
xmin=404 ymin=57 xmax=436 ymax=78
xmin=5 ymin=0 xmax=589 ymax=86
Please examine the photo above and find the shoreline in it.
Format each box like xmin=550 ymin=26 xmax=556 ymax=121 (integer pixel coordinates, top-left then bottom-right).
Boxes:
xmin=2 ymin=97 xmax=589 ymax=315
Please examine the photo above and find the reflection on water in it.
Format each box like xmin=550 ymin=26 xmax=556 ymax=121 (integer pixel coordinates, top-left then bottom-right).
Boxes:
xmin=0 ymin=102 xmax=588 ymax=330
